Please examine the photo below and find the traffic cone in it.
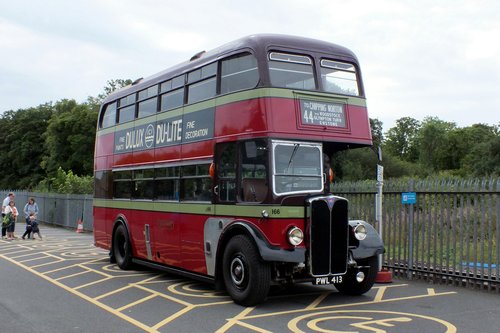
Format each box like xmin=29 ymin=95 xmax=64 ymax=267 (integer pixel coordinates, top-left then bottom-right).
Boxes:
xmin=76 ymin=218 xmax=84 ymax=233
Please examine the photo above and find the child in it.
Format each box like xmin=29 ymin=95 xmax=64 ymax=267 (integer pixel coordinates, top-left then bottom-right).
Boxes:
xmin=30 ymin=214 xmax=42 ymax=240
xmin=21 ymin=214 xmax=33 ymax=240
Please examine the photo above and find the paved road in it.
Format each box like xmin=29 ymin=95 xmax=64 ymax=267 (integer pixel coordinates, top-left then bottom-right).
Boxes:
xmin=1 ymin=223 xmax=500 ymax=333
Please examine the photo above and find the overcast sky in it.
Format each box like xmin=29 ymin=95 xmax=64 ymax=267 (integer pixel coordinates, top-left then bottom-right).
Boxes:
xmin=1 ymin=0 xmax=499 ymax=131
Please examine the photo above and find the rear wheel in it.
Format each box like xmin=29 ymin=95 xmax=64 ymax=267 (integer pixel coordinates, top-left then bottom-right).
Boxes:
xmin=334 ymin=256 xmax=378 ymax=295
xmin=113 ymin=223 xmax=133 ymax=270
xmin=223 ymin=235 xmax=271 ymax=306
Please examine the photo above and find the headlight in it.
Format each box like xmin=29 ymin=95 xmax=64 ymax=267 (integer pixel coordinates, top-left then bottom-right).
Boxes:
xmin=353 ymin=224 xmax=367 ymax=241
xmin=287 ymin=226 xmax=304 ymax=246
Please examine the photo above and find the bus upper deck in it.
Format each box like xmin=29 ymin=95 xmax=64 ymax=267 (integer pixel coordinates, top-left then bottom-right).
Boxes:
xmin=95 ymin=34 xmax=371 ymax=172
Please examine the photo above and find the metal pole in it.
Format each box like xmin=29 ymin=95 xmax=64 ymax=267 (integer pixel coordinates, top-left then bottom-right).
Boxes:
xmin=407 ymin=179 xmax=414 ymax=279
xmin=376 ymin=162 xmax=384 ymax=271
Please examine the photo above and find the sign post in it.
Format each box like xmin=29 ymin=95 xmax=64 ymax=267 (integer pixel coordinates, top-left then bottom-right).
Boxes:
xmin=402 ymin=180 xmax=416 ymax=279
xmin=375 ymin=164 xmax=383 ymax=272
xmin=375 ymin=147 xmax=392 ymax=283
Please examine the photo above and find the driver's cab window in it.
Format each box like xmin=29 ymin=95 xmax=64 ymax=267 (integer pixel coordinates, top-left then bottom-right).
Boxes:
xmin=215 ymin=140 xmax=269 ymax=203
xmin=240 ymin=140 xmax=268 ymax=202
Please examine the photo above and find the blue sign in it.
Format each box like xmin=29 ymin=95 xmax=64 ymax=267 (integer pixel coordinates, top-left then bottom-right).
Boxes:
xmin=402 ymin=192 xmax=417 ymax=204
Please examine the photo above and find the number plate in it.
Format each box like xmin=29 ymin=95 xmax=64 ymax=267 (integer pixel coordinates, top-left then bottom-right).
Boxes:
xmin=313 ymin=275 xmax=343 ymax=285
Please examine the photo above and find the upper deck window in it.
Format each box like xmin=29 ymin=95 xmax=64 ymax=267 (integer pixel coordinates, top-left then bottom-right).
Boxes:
xmin=268 ymin=52 xmax=315 ymax=90
xmin=320 ymin=60 xmax=359 ymax=96
xmin=221 ymin=53 xmax=259 ymax=94
xmin=160 ymin=75 xmax=185 ymax=111
xmin=118 ymin=93 xmax=137 ymax=124
xmin=137 ymin=97 xmax=157 ymax=118
xmin=138 ymin=85 xmax=158 ymax=101
xmin=101 ymin=102 xmax=116 ymax=128
xmin=118 ymin=105 xmax=135 ymax=124
xmin=119 ymin=94 xmax=136 ymax=107
xmin=187 ymin=63 xmax=217 ymax=104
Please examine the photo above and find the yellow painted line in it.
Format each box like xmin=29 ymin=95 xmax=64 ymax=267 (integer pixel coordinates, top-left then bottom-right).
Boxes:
xmin=287 ymin=310 xmax=457 ymax=333
xmin=231 ymin=320 xmax=274 ymax=333
xmin=74 ymin=276 xmax=114 ymax=290
xmin=54 ymin=270 xmax=91 ymax=281
xmin=306 ymin=291 xmax=331 ymax=309
xmin=93 ymin=273 xmax=169 ymax=301
xmin=193 ymin=299 xmax=235 ymax=307
xmin=215 ymin=307 xmax=255 ymax=333
xmin=93 ymin=284 xmax=135 ymax=301
xmin=133 ymin=283 xmax=193 ymax=307
xmin=167 ymin=281 xmax=228 ymax=298
xmin=75 ymin=264 xmax=113 ymax=279
xmin=151 ymin=305 xmax=196 ymax=330
xmin=31 ymin=258 xmax=65 ymax=269
xmin=1 ymin=247 xmax=35 ymax=255
xmin=19 ymin=255 xmax=51 ymax=263
xmin=239 ymin=289 xmax=457 ymax=320
xmin=43 ymin=264 xmax=81 ymax=275
xmin=116 ymin=294 xmax=158 ymax=312
xmin=373 ymin=285 xmax=388 ymax=302
xmin=135 ymin=274 xmax=169 ymax=284
xmin=10 ymin=251 xmax=43 ymax=259
xmin=0 ymin=254 xmax=161 ymax=333
xmin=289 ymin=315 xmax=371 ymax=333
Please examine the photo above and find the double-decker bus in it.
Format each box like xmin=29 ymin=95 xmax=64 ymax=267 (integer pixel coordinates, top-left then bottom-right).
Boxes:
xmin=93 ymin=34 xmax=384 ymax=306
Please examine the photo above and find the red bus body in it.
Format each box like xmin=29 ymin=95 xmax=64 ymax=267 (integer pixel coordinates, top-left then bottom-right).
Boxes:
xmin=93 ymin=34 xmax=383 ymax=305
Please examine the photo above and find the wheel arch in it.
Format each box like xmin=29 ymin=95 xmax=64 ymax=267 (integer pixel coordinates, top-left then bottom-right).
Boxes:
xmin=214 ymin=221 xmax=261 ymax=289
xmin=111 ymin=214 xmax=132 ymax=257
xmin=349 ymin=220 xmax=385 ymax=260
xmin=213 ymin=221 xmax=305 ymax=288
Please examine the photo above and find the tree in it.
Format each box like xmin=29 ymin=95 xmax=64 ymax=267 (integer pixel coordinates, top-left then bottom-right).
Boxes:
xmin=86 ymin=79 xmax=132 ymax=107
xmin=42 ymin=99 xmax=97 ymax=177
xmin=0 ymin=104 xmax=53 ymax=188
xmin=460 ymin=125 xmax=500 ymax=176
xmin=384 ymin=117 xmax=420 ymax=163
xmin=370 ymin=118 xmax=384 ymax=150
xmin=416 ymin=117 xmax=456 ymax=173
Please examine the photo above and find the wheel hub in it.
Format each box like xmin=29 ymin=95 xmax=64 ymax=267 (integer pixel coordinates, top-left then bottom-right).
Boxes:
xmin=230 ymin=257 xmax=245 ymax=286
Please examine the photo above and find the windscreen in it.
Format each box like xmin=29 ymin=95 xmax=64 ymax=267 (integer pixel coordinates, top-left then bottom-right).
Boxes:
xmin=272 ymin=141 xmax=323 ymax=195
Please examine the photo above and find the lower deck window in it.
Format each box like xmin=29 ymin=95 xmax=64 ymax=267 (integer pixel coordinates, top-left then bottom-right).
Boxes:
xmin=111 ymin=163 xmax=212 ymax=202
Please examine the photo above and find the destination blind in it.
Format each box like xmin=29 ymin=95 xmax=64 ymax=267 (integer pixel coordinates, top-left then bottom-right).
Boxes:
xmin=300 ymin=99 xmax=346 ymax=128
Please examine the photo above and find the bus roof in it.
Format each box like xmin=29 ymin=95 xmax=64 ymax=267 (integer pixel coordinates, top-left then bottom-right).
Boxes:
xmin=104 ymin=34 xmax=360 ymax=104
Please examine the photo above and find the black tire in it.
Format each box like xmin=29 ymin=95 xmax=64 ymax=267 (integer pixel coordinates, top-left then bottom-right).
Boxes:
xmin=222 ymin=235 xmax=271 ymax=306
xmin=109 ymin=251 xmax=116 ymax=264
xmin=334 ymin=256 xmax=378 ymax=295
xmin=113 ymin=223 xmax=133 ymax=270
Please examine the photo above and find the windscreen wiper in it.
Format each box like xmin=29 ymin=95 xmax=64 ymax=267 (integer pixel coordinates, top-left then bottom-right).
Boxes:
xmin=286 ymin=144 xmax=300 ymax=172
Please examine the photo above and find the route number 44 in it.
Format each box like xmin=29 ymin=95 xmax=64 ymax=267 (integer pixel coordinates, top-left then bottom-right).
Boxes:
xmin=303 ymin=110 xmax=314 ymax=123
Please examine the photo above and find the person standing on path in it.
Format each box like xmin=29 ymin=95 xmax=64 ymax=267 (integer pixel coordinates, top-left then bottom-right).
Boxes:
xmin=4 ymin=200 xmax=18 ymax=240
xmin=1 ymin=192 xmax=15 ymax=239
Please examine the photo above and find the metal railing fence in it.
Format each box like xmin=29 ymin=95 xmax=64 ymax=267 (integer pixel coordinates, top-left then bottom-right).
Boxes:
xmin=333 ymin=178 xmax=500 ymax=291
xmin=1 ymin=190 xmax=93 ymax=231
xmin=3 ymin=177 xmax=499 ymax=291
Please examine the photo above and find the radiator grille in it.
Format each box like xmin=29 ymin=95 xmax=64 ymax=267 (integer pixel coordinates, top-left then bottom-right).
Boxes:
xmin=308 ymin=195 xmax=349 ymax=276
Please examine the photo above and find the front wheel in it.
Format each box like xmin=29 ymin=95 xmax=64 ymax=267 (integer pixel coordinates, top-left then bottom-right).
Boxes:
xmin=334 ymin=256 xmax=378 ymax=295
xmin=112 ymin=223 xmax=133 ymax=270
xmin=222 ymin=235 xmax=271 ymax=306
